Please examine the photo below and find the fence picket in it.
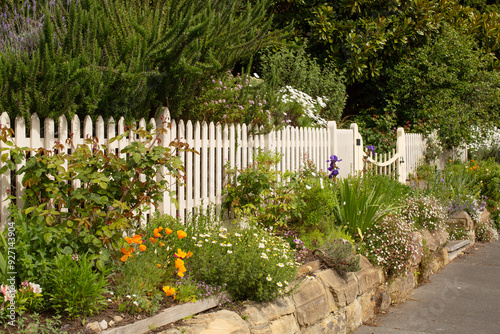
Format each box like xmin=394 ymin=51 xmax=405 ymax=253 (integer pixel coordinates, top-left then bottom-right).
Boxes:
xmin=0 ymin=110 xmax=447 ymax=229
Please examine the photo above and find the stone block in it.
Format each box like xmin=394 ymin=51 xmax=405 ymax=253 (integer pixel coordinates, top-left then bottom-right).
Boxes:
xmin=345 ymin=298 xmax=362 ymax=333
xmin=422 ymin=229 xmax=440 ymax=252
xmin=430 ymin=247 xmax=449 ymax=273
xmin=182 ymin=310 xmax=251 ymax=334
xmin=244 ymin=296 xmax=295 ymax=322
xmin=374 ymin=287 xmax=391 ymax=312
xmin=480 ymin=209 xmax=490 ymax=223
xmin=298 ymin=260 xmax=321 ymax=276
xmin=293 ymin=278 xmax=330 ymax=327
xmin=302 ymin=311 xmax=346 ymax=334
xmin=448 ymin=211 xmax=475 ymax=231
xmin=354 ymin=263 xmax=383 ymax=294
xmin=240 ymin=306 xmax=270 ymax=332
xmin=269 ymin=314 xmax=300 ymax=334
xmin=359 ymin=290 xmax=377 ymax=322
xmin=316 ymin=269 xmax=358 ymax=307
xmin=388 ymin=271 xmax=417 ymax=304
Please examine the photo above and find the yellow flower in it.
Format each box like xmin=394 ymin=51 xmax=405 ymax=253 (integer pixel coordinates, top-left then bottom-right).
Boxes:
xmin=175 ymin=248 xmax=187 ymax=259
xmin=177 ymin=230 xmax=187 ymax=239
xmin=163 ymin=286 xmax=176 ymax=297
xmin=157 ymin=263 xmax=161 ymax=268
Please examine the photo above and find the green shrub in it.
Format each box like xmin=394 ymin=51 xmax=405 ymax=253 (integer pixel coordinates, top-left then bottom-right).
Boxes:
xmin=0 ymin=0 xmax=282 ymax=121
xmin=288 ymin=157 xmax=337 ymax=231
xmin=223 ymin=151 xmax=299 ymax=227
xmin=189 ymin=72 xmax=278 ymax=131
xmin=422 ymin=160 xmax=481 ymax=205
xmin=46 ymin=253 xmax=110 ymax=318
xmin=474 ymin=158 xmax=500 ymax=210
xmin=0 ymin=125 xmax=188 ymax=272
xmin=259 ymin=47 xmax=346 ymax=122
xmin=447 ymin=225 xmax=469 ymax=241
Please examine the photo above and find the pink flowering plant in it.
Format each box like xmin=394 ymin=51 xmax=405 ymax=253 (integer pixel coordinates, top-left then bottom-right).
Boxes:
xmin=361 ymin=214 xmax=423 ymax=278
xmin=0 ymin=281 xmax=43 ymax=318
xmin=402 ymin=195 xmax=447 ymax=232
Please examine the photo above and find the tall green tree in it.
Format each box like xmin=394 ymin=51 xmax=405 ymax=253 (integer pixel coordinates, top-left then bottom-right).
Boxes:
xmin=386 ymin=25 xmax=500 ymax=149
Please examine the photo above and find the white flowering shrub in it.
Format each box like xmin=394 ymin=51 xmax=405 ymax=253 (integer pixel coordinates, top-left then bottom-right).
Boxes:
xmin=278 ymin=86 xmax=328 ymax=127
xmin=185 ymin=225 xmax=299 ymax=302
xmin=362 ymin=214 xmax=423 ymax=278
xmin=402 ymin=195 xmax=447 ymax=232
xmin=468 ymin=126 xmax=500 ymax=162
xmin=475 ymin=221 xmax=499 ymax=242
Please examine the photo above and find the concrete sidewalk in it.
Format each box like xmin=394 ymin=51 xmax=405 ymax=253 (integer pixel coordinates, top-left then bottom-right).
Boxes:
xmin=354 ymin=239 xmax=500 ymax=334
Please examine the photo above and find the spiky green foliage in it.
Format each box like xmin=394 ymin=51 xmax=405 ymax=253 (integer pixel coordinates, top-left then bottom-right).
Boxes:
xmin=334 ymin=175 xmax=400 ymax=240
xmin=0 ymin=0 xmax=283 ymax=121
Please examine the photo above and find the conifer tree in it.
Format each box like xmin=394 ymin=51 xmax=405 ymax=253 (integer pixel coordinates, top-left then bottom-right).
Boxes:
xmin=0 ymin=0 xmax=283 ymax=121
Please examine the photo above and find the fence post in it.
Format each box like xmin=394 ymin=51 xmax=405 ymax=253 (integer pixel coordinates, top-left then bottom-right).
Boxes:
xmin=397 ymin=127 xmax=406 ymax=184
xmin=0 ymin=113 xmax=11 ymax=230
xmin=328 ymin=121 xmax=337 ymax=158
xmin=350 ymin=123 xmax=364 ymax=174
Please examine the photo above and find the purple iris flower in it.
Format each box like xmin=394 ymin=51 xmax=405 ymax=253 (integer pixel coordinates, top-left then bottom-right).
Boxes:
xmin=365 ymin=145 xmax=375 ymax=157
xmin=328 ymin=155 xmax=342 ymax=163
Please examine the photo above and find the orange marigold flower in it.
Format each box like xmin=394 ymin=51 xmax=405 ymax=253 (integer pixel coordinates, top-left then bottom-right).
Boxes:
xmin=177 ymin=230 xmax=187 ymax=239
xmin=162 ymin=286 xmax=176 ymax=297
xmin=149 ymin=237 xmax=158 ymax=244
xmin=125 ymin=236 xmax=133 ymax=244
xmin=186 ymin=251 xmax=193 ymax=258
xmin=164 ymin=227 xmax=173 ymax=235
xmin=139 ymin=244 xmax=147 ymax=252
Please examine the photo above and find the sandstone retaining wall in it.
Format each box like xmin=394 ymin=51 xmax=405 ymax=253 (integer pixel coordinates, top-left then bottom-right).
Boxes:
xmin=158 ymin=229 xmax=450 ymax=334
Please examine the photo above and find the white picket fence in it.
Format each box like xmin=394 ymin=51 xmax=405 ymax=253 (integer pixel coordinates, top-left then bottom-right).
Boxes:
xmin=0 ymin=108 xmax=420 ymax=229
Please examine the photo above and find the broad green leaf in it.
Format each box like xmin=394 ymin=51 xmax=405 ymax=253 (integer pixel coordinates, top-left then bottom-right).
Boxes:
xmin=96 ymin=259 xmax=105 ymax=272
xmin=133 ymin=153 xmax=141 ymax=164
xmin=43 ymin=232 xmax=53 ymax=243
